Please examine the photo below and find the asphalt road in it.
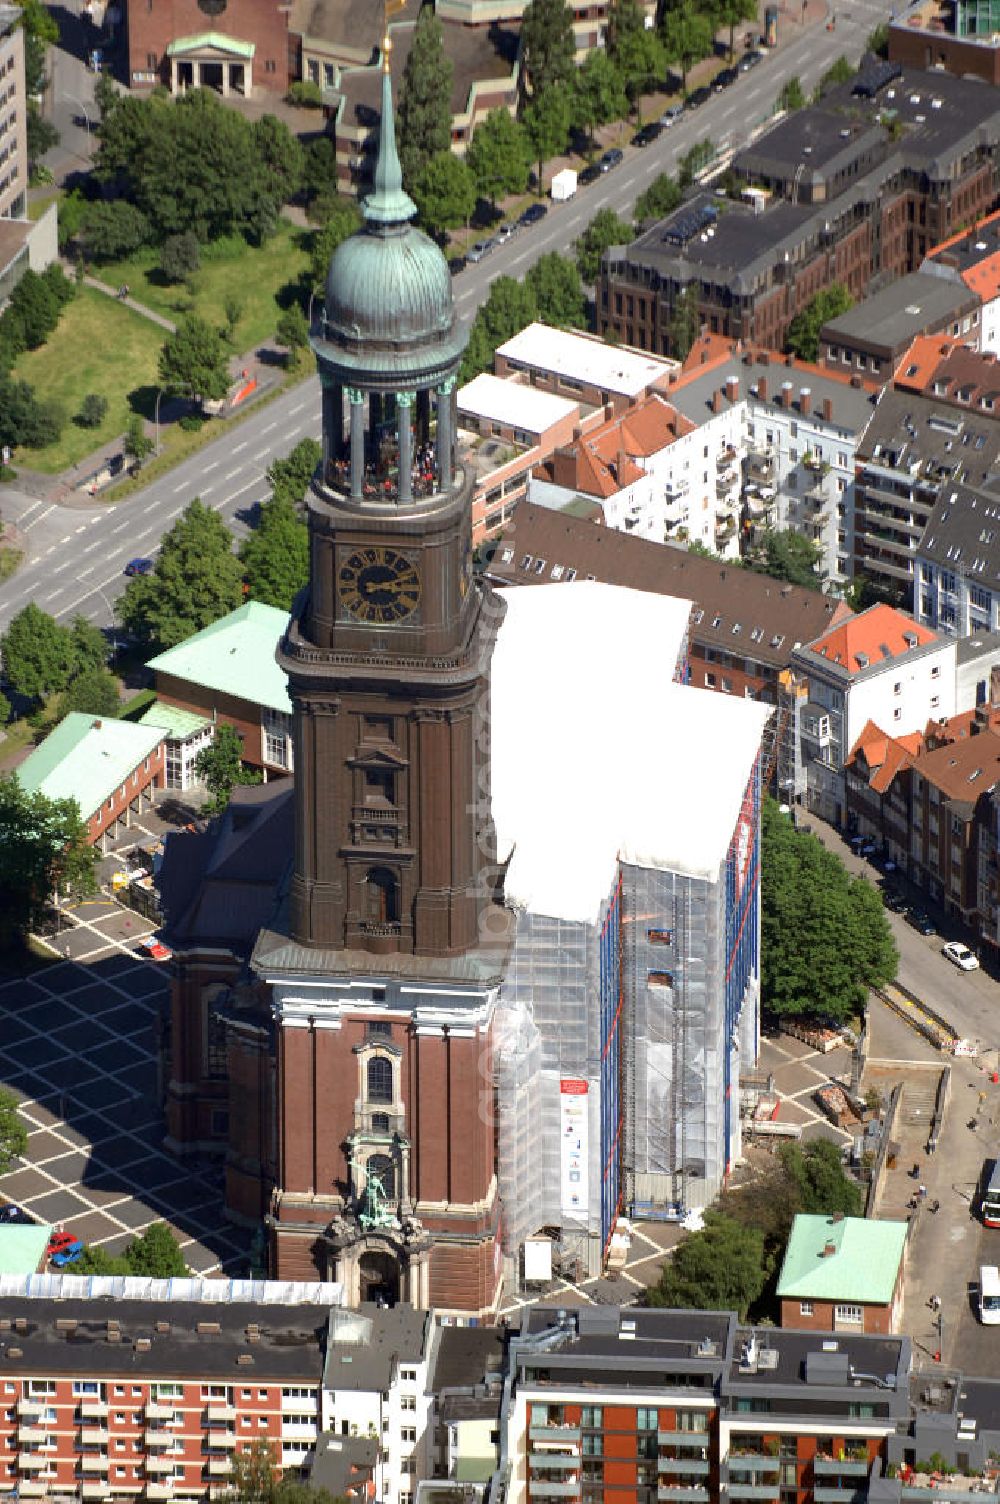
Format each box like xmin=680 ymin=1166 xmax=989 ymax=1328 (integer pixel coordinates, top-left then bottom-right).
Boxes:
xmin=1 ymin=0 xmax=890 ymax=633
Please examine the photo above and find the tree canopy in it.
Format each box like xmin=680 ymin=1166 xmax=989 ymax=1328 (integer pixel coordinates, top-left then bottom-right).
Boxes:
xmin=576 ymin=208 xmax=632 ymax=284
xmin=647 ymin=1210 xmax=766 ymax=1319
xmin=77 ymin=1223 xmax=188 ymax=1277
xmin=0 ymin=777 xmax=95 ymax=949
xmin=747 ymin=528 xmax=822 ymax=589
xmin=570 ymin=51 xmax=629 ymax=147
xmin=412 ymin=151 xmax=476 ymax=240
xmin=118 ymin=498 xmax=244 ymax=652
xmin=634 ymin=172 xmax=682 ymax=226
xmin=521 ymin=0 xmax=576 ymax=99
xmin=784 ymin=283 xmax=853 ymax=362
xmin=225 ymin=1438 xmax=349 ymax=1503
xmin=526 ymin=253 xmax=585 ymax=328
xmin=0 ymin=1088 xmax=27 ymax=1175
xmin=760 ymin=798 xmax=897 ymax=1022
xmin=195 ymin=724 xmax=263 ymax=816
xmin=240 ymin=495 xmax=309 ymax=609
xmin=522 ymin=88 xmax=571 ymax=194
xmin=662 ymin=5 xmax=714 ymax=92
xmin=607 ymin=0 xmax=664 ymax=113
xmin=1 ymin=607 xmax=106 ymax=705
xmin=396 ymin=7 xmax=454 ymax=189
xmin=461 ymin=276 xmax=538 ymax=381
xmin=267 ymin=438 xmax=321 ymax=507
xmin=466 ymin=109 xmax=531 ymax=210
xmin=159 ymin=314 xmax=230 ymax=405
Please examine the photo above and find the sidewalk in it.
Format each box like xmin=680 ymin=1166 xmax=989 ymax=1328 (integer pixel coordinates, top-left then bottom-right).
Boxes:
xmin=82 ymin=272 xmax=177 ymax=333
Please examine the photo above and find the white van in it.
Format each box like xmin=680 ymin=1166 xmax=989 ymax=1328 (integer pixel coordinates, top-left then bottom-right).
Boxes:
xmin=980 ymin=1265 xmax=1000 ymax=1324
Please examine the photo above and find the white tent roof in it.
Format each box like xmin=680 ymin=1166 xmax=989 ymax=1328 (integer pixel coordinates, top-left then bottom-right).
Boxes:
xmin=496 ymin=322 xmax=676 ymax=397
xmin=491 ymin=582 xmax=773 ymax=924
xmin=457 ymin=373 xmax=578 ymax=435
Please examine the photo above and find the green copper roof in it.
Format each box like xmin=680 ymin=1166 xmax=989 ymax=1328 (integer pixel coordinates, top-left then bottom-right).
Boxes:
xmin=363 ymin=65 xmax=417 ymax=228
xmin=147 ymin=602 xmax=292 ymax=715
xmin=139 ymin=701 xmax=212 ymax=741
xmin=0 ymin=1224 xmax=53 ymax=1276
xmin=776 ymin=1215 xmax=907 ymax=1305
xmin=166 ymin=31 xmax=255 ymax=57
xmin=17 ymin=714 xmax=166 ymax=820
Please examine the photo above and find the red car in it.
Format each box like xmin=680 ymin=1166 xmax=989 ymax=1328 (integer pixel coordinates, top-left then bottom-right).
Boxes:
xmin=47 ymin=1230 xmax=78 ymax=1256
xmin=139 ymin=940 xmax=172 ymax=962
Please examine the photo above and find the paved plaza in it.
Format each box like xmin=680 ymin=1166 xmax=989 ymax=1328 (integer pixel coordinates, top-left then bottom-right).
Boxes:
xmin=0 ymin=913 xmax=251 ymax=1275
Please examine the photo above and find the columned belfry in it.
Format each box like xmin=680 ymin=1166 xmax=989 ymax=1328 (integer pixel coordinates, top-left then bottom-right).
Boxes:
xmin=253 ymin=47 xmax=512 ymax=1312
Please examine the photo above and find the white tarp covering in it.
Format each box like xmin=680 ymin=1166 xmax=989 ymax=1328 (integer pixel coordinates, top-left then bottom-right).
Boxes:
xmin=523 ymin=1237 xmax=553 ymax=1282
xmin=0 ymin=1273 xmax=345 ymax=1304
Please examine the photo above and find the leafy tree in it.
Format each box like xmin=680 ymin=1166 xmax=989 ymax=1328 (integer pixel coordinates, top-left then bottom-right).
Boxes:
xmin=678 ymin=137 xmax=714 ymax=189
xmin=0 ymin=691 xmax=11 ymax=727
xmin=0 ymin=777 xmax=96 ymax=948
xmin=668 ymin=283 xmax=700 ymax=359
xmin=118 ymin=498 xmax=244 ymax=652
xmin=195 ymin=724 xmax=263 ymax=816
xmin=396 ymin=6 xmax=454 ymax=189
xmin=466 ymin=109 xmax=531 ymax=211
xmin=223 ymin=1438 xmax=348 ymax=1503
xmin=223 ymin=294 xmax=244 ymax=345
xmin=309 ymin=197 xmax=363 ymax=290
xmin=607 ymin=0 xmax=664 ymax=116
xmin=576 ymin=208 xmax=632 ymax=284
xmin=302 ymin=136 xmax=337 ymax=208
xmin=779 ymin=1139 xmax=862 ymax=1219
xmin=159 ymin=314 xmax=230 ymax=405
xmin=662 ymin=5 xmax=714 ymax=93
xmin=251 ymin=113 xmax=305 ymax=209
xmin=634 ymin=171 xmax=682 ymax=224
xmin=648 ymin=1211 xmax=766 ymax=1318
xmin=70 ymin=615 xmax=110 ymax=676
xmin=240 ymin=496 xmax=309 ymax=609
xmin=77 ymin=1223 xmax=188 ymax=1277
xmin=521 ymin=0 xmax=576 ymax=99
xmin=526 ymin=253 xmax=585 ymax=328
xmin=867 ymin=21 xmax=888 ymax=56
xmin=715 ymin=0 xmax=757 ymax=57
xmin=779 ymin=75 xmax=806 ymax=111
xmin=522 ymin=88 xmax=572 ymax=194
xmin=124 ymin=413 xmax=154 ymax=467
xmin=76 ymin=393 xmax=108 ymax=429
xmin=267 ymin=438 xmax=321 ymax=507
xmin=748 ymin=528 xmax=822 ymax=588
xmin=1 ymin=603 xmax=75 ymax=701
xmin=63 ymin=667 xmax=120 ymax=718
xmin=4 ymin=266 xmax=71 ymax=350
xmin=80 ymin=200 xmax=152 ymax=262
xmin=0 ymin=1088 xmax=27 ymax=1174
xmin=412 ymin=151 xmax=476 ymax=240
xmin=275 ymin=304 xmax=309 ymax=368
xmin=784 ymin=282 xmax=853 ymax=362
xmin=813 ymin=55 xmax=853 ymax=100
xmin=760 ymin=798 xmax=898 ymax=1023
xmin=286 ymin=78 xmax=323 ymax=108
xmin=160 ymin=230 xmax=201 ymax=284
xmin=570 ymin=51 xmax=629 ymax=149
xmin=461 ymin=276 xmax=538 ymax=381
xmin=14 ymin=0 xmax=58 ymax=95
xmin=0 ymin=373 xmax=62 ymax=451
xmin=26 ymin=102 xmax=58 ymax=172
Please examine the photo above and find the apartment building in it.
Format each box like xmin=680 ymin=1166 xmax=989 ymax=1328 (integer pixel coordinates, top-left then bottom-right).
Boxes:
xmin=890 ymin=0 xmax=1000 ymax=86
xmin=915 ymin=480 xmax=1000 ymax=636
xmin=818 ymin=271 xmax=981 ymax=384
xmin=493 ymin=323 xmax=678 ymax=417
xmin=922 ymin=209 xmax=1000 ymax=355
xmin=598 ymin=60 xmax=1000 ymax=358
xmin=781 ymin=603 xmax=957 ymax=824
xmin=0 ymin=5 xmax=25 ymax=223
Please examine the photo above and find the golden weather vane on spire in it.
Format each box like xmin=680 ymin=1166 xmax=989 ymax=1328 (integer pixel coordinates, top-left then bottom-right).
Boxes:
xmin=381 ymin=0 xmax=407 ymax=71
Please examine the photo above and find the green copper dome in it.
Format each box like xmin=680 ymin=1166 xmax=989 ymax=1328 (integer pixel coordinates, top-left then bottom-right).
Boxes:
xmin=321 ymin=65 xmax=464 ymax=375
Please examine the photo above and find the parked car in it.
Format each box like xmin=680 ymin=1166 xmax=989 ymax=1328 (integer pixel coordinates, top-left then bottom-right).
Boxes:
xmin=139 ymin=939 xmax=172 ymax=962
xmin=632 ymin=121 xmax=662 ymax=147
xmin=496 ymin=222 xmax=517 ymax=243
xmin=579 ymin=162 xmax=602 ymax=185
xmin=714 ymin=65 xmax=738 ymax=88
xmin=467 ymin=241 xmax=491 ymax=263
xmin=599 ymin=147 xmax=624 ymax=172
xmin=687 ymin=86 xmax=712 ymax=108
xmin=0 ymin=1205 xmax=31 ymax=1225
xmin=47 ymin=1230 xmax=78 ymax=1257
xmin=448 ymin=255 xmax=467 ymax=276
xmin=520 ymin=202 xmax=548 ymax=226
xmin=50 ymin=1240 xmax=83 ymax=1268
xmin=907 ymin=909 xmax=937 ymax=936
xmin=943 ymin=940 xmax=980 ymax=971
xmin=660 ymin=103 xmax=684 ymax=127
xmin=739 ymin=48 xmax=764 ymax=70
xmin=124 ymin=557 xmax=153 ymax=577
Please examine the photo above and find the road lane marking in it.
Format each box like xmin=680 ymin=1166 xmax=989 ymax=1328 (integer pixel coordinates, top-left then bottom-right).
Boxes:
xmin=172 ymin=480 xmax=187 ymax=494
xmin=232 ymin=441 xmax=248 ymax=454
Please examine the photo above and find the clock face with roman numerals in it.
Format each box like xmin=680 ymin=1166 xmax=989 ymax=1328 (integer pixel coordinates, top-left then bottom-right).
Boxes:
xmin=338 ymin=546 xmax=421 ymax=625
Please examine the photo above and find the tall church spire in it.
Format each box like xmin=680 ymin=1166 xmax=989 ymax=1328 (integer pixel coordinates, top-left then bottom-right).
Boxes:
xmin=363 ymin=31 xmax=417 ymax=228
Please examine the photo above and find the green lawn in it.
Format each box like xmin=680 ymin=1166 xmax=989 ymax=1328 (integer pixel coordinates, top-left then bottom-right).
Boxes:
xmin=97 ymin=221 xmax=311 ymax=351
xmin=12 ymin=285 xmax=164 ymax=474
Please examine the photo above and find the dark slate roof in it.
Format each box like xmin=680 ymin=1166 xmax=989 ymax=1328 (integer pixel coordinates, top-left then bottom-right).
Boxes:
xmin=485 ymin=505 xmax=853 ymax=668
xmin=432 ymin=1325 xmax=505 ymax=1394
xmin=322 ymin=1305 xmax=428 ymax=1392
xmin=820 ymin=272 xmax=978 ymax=356
xmin=309 ymin=1433 xmax=378 ymax=1499
xmin=0 ymin=1298 xmax=325 ymax=1381
xmin=860 ymin=386 xmax=1000 ymax=487
xmin=919 ymin=481 xmax=1000 ymax=588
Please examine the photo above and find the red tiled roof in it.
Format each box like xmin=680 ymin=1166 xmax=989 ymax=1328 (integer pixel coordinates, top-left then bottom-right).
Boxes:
xmin=846 ymin=719 xmax=922 ymax=793
xmin=807 ymin=604 xmax=937 ymax=674
xmin=539 ymin=394 xmax=694 ymax=498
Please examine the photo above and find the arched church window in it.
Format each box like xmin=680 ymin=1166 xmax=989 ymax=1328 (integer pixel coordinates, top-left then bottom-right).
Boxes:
xmin=367 ymin=1055 xmax=393 ymax=1104
xmin=366 ymin=866 xmax=399 ymax=924
xmin=366 ymin=1153 xmax=395 ymax=1201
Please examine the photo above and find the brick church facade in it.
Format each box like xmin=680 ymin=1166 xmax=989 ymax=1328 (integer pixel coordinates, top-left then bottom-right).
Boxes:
xmin=160 ymin=63 xmax=511 ymax=1315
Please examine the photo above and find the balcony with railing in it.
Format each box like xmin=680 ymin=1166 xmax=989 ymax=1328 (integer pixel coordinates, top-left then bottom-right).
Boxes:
xmin=528 ymin=1478 xmax=581 ymax=1498
xmin=79 ymin=1455 xmax=110 ymax=1472
xmin=659 ymin=1431 xmax=711 ymax=1447
xmin=814 ymin=1459 xmax=870 ymax=1477
xmin=146 ymin=1429 xmax=174 ymax=1447
xmin=16 ymin=1454 xmax=48 ymax=1470
xmin=659 ymin=1488 xmax=710 ymax=1502
xmin=16 ymin=1426 xmax=48 ymax=1444
xmin=529 ymin=1453 xmax=579 ymax=1468
xmin=145 ymin=1402 xmax=176 ymax=1421
xmin=529 ymin=1426 xmax=581 ymax=1445
xmin=660 ymin=1457 xmax=711 ymax=1476
xmin=80 ymin=1427 xmax=110 ymax=1445
xmin=79 ymin=1400 xmax=108 ymax=1419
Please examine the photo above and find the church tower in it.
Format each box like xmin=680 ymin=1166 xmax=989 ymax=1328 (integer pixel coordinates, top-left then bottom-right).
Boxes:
xmin=253 ymin=54 xmax=512 ymax=1312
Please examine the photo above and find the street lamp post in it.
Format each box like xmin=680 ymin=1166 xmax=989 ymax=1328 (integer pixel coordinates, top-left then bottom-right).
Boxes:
xmin=93 ymin=582 xmax=119 ymax=666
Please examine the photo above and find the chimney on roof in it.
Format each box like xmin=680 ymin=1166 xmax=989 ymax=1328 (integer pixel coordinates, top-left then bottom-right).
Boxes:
xmin=758 ymin=376 xmax=768 ymax=400
xmin=93 ymin=720 xmax=102 ymax=730
xmin=712 ymin=388 xmax=724 ymax=414
xmin=605 ymin=403 xmax=614 ymax=421
xmin=726 ymin=375 xmax=739 ymax=402
xmin=800 ymin=387 xmax=811 ymax=415
xmin=850 ymin=374 xmax=863 ymax=388
xmin=786 ymin=353 xmax=795 ymax=367
xmin=822 ymin=396 xmax=833 ymax=422
xmin=823 ymin=1240 xmax=837 ymax=1257
xmin=781 ymin=381 xmax=794 ymax=409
